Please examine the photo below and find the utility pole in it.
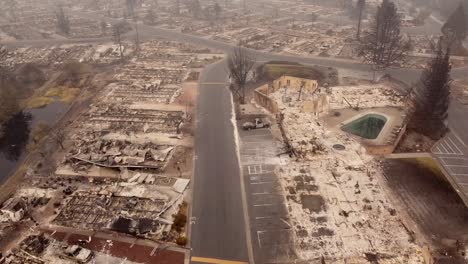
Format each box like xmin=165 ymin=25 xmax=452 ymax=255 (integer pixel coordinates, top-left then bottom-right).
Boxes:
xmin=133 ymin=14 xmax=139 ymax=51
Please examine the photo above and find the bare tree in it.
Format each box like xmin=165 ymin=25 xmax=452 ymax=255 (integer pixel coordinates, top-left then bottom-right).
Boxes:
xmin=55 ymin=7 xmax=70 ymax=35
xmin=356 ymin=0 xmax=365 ymax=40
xmin=297 ymin=81 xmax=306 ymax=101
xmin=133 ymin=15 xmax=140 ymax=51
xmin=408 ymin=38 xmax=451 ymax=140
xmin=145 ymin=9 xmax=156 ymax=25
xmin=214 ymin=2 xmax=222 ymax=20
xmin=358 ymin=0 xmax=411 ymax=74
xmin=227 ymin=44 xmax=255 ymax=104
xmin=126 ymin=0 xmax=136 ymax=17
xmin=100 ymin=20 xmax=107 ymax=34
xmin=52 ymin=129 xmax=66 ymax=150
xmin=112 ymin=23 xmax=125 ymax=60
xmin=0 ymin=67 xmax=19 ymax=124
xmin=174 ymin=0 xmax=180 ymax=15
xmin=6 ymin=0 xmax=18 ymax=23
xmin=189 ymin=0 xmax=201 ymax=18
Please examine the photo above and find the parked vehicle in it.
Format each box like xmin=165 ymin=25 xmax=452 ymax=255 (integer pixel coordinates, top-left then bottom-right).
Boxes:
xmin=242 ymin=118 xmax=271 ymax=130
xmin=62 ymin=245 xmax=93 ymax=263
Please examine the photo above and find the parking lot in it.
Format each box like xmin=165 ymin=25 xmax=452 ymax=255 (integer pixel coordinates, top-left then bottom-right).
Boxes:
xmin=432 ymin=132 xmax=468 ymax=206
xmin=238 ymin=123 xmax=297 ymax=263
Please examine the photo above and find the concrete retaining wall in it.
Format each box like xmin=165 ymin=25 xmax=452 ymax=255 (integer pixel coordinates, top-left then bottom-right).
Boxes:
xmin=254 ymin=84 xmax=279 ymax=114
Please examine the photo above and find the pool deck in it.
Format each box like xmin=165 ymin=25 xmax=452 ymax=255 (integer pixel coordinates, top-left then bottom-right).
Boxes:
xmin=323 ymin=107 xmax=405 ymax=146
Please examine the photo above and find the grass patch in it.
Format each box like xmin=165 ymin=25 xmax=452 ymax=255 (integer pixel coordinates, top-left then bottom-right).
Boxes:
xmin=256 ymin=61 xmax=338 ymax=86
xmin=264 ymin=64 xmax=325 ymax=80
xmin=45 ymin=87 xmax=81 ymax=103
xmin=25 ymin=86 xmax=81 ymax=109
xmin=26 ymin=96 xmax=54 ymax=109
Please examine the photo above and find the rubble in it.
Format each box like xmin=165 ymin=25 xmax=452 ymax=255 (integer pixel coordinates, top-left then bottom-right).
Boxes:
xmin=0 ymin=197 xmax=27 ymax=223
xmin=66 ymin=138 xmax=175 ymax=169
xmin=1 ymin=233 xmax=142 ymax=264
xmin=0 ymin=38 xmax=212 ymax=263
xmin=254 ymin=78 xmax=424 ymax=262
xmin=53 ymin=188 xmax=171 ymax=239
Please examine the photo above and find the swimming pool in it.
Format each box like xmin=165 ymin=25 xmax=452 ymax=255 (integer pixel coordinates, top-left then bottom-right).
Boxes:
xmin=341 ymin=113 xmax=387 ymax=140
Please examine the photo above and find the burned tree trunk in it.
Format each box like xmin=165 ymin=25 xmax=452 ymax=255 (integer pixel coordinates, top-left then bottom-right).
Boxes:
xmin=112 ymin=23 xmax=125 ymax=61
xmin=356 ymin=0 xmax=365 ymax=40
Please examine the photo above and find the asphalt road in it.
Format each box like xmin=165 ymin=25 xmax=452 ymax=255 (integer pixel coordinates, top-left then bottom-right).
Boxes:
xmin=191 ymin=60 xmax=249 ymax=263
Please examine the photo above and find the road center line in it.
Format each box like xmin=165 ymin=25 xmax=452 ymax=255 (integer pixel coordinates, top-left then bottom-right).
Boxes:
xmin=255 ymin=216 xmax=272 ymax=219
xmin=191 ymin=256 xmax=248 ymax=264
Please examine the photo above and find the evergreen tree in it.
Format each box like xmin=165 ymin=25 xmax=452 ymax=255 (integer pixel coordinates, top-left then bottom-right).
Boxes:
xmin=359 ymin=0 xmax=411 ymax=71
xmin=442 ymin=2 xmax=468 ymax=47
xmin=409 ymin=39 xmax=451 ymax=139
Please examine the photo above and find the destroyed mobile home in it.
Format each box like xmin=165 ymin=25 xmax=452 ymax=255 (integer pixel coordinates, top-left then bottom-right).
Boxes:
xmin=53 ymin=187 xmax=179 ymax=240
xmin=56 ymin=40 xmax=204 ymax=176
xmin=0 ymin=39 xmax=216 ymax=262
xmin=66 ymin=136 xmax=176 ymax=170
xmin=1 ymin=234 xmax=117 ymax=264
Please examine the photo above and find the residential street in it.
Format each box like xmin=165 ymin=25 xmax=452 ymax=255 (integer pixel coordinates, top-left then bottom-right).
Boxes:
xmin=191 ymin=60 xmax=249 ymax=263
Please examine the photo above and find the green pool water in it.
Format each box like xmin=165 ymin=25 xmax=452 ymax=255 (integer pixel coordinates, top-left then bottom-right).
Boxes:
xmin=341 ymin=114 xmax=387 ymax=140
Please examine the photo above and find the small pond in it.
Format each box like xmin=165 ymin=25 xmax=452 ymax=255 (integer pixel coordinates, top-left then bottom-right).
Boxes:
xmin=341 ymin=113 xmax=387 ymax=140
xmin=0 ymin=100 xmax=68 ymax=183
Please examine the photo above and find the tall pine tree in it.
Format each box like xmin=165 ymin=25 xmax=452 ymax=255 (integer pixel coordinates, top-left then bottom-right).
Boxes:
xmin=409 ymin=39 xmax=451 ymax=139
xmin=442 ymin=2 xmax=468 ymax=45
xmin=359 ymin=0 xmax=411 ymax=71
